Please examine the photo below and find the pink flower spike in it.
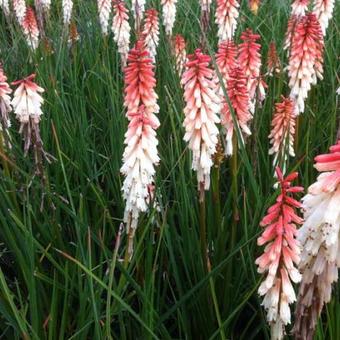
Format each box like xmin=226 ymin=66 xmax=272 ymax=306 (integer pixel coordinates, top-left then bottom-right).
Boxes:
xmin=215 ymin=39 xmax=238 ymax=84
xmin=112 ymin=0 xmax=131 ymax=67
xmin=141 ymin=9 xmax=159 ymax=62
xmin=287 ymin=13 xmax=324 ymax=113
xmin=268 ymin=96 xmax=297 ymax=168
xmin=256 ymin=167 xmax=303 ymax=340
xmin=181 ymin=49 xmax=220 ymax=191
xmin=215 ymin=0 xmax=239 ymax=42
xmin=21 ymin=7 xmax=40 ymax=50
xmin=121 ymin=41 xmax=160 ymax=241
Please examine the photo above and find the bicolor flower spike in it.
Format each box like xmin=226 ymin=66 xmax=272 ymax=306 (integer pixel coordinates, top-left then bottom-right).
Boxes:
xmin=288 ymin=13 xmax=324 ymax=113
xmin=219 ymin=66 xmax=252 ymax=156
xmin=313 ymin=0 xmax=335 ymax=35
xmin=22 ymin=7 xmax=40 ymax=50
xmin=161 ymin=0 xmax=177 ymax=36
xmin=0 ymin=0 xmax=10 ymax=17
xmin=97 ymin=0 xmax=112 ymax=35
xmin=172 ymin=34 xmax=187 ymax=76
xmin=12 ymin=0 xmax=26 ymax=25
xmin=121 ymin=41 xmax=160 ymax=245
xmin=62 ymin=0 xmax=73 ymax=27
xmin=268 ymin=97 xmax=297 ymax=169
xmin=294 ymin=141 xmax=340 ymax=340
xmin=291 ymin=0 xmax=310 ymax=16
xmin=112 ymin=1 xmax=131 ymax=67
xmin=215 ymin=0 xmax=239 ymax=42
xmin=11 ymin=74 xmax=45 ymax=155
xmin=141 ymin=9 xmax=159 ymax=62
xmin=256 ymin=167 xmax=303 ymax=340
xmin=0 ymin=66 xmax=12 ymax=144
xmin=181 ymin=49 xmax=220 ymax=191
xmin=238 ymin=28 xmax=264 ymax=112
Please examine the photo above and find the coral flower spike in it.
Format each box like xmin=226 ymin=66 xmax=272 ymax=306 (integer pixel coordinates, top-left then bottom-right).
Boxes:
xmin=267 ymin=42 xmax=281 ymax=77
xmin=22 ymin=7 xmax=40 ymax=50
xmin=288 ymin=13 xmax=324 ymax=113
xmin=121 ymin=41 xmax=160 ymax=256
xmin=294 ymin=140 xmax=340 ymax=340
xmin=181 ymin=49 xmax=220 ymax=192
xmin=215 ymin=0 xmax=240 ymax=42
xmin=256 ymin=167 xmax=303 ymax=340
xmin=112 ymin=0 xmax=131 ymax=67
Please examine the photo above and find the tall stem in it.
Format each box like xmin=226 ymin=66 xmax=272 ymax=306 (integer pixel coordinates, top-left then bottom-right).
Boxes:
xmin=199 ymin=184 xmax=207 ymax=272
xmin=231 ymin=135 xmax=238 ymax=249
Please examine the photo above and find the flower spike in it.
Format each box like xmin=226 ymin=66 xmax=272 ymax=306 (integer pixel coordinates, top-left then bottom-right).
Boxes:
xmin=97 ymin=0 xmax=112 ymax=35
xmin=62 ymin=0 xmax=73 ymax=27
xmin=0 ymin=65 xmax=12 ymax=147
xmin=256 ymin=167 xmax=303 ymax=340
xmin=21 ymin=7 xmax=40 ymax=50
xmin=172 ymin=34 xmax=187 ymax=76
xmin=287 ymin=13 xmax=324 ymax=113
xmin=181 ymin=49 xmax=220 ymax=191
xmin=219 ymin=66 xmax=252 ymax=156
xmin=121 ymin=41 xmax=160 ymax=255
xmin=268 ymin=97 xmax=297 ymax=169
xmin=112 ymin=0 xmax=131 ymax=67
xmin=141 ymin=9 xmax=159 ymax=62
xmin=238 ymin=28 xmax=264 ymax=112
xmin=11 ymin=74 xmax=53 ymax=173
xmin=0 ymin=0 xmax=10 ymax=17
xmin=291 ymin=0 xmax=310 ymax=16
xmin=215 ymin=0 xmax=239 ymax=42
xmin=313 ymin=0 xmax=335 ymax=35
xmin=12 ymin=0 xmax=26 ymax=25
xmin=161 ymin=0 xmax=177 ymax=36
xmin=294 ymin=140 xmax=340 ymax=340
xmin=267 ymin=42 xmax=282 ymax=76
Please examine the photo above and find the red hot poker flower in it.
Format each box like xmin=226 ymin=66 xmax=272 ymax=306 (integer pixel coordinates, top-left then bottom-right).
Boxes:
xmin=256 ymin=167 xmax=303 ymax=340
